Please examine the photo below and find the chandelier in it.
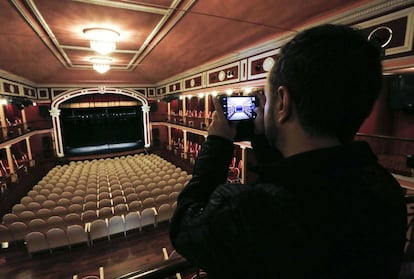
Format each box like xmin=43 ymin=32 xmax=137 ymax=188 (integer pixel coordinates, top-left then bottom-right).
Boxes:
xmin=83 ymin=28 xmax=120 ymax=55
xmin=90 ymin=57 xmax=112 ymax=74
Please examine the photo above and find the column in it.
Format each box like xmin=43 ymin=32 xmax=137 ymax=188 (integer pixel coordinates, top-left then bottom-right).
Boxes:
xmin=25 ymin=137 xmax=35 ymax=167
xmin=204 ymin=94 xmax=209 ymax=130
xmin=5 ymin=145 xmax=17 ymax=182
xmin=167 ymin=126 xmax=172 ymax=150
xmin=241 ymin=147 xmax=246 ymax=184
xmin=182 ymin=97 xmax=186 ymax=126
xmin=0 ymin=103 xmax=7 ymax=139
xmin=182 ymin=130 xmax=187 ymax=159
xmin=21 ymin=108 xmax=28 ymax=131
xmin=50 ymin=108 xmax=63 ymax=157
xmin=141 ymin=104 xmax=151 ymax=148
xmin=167 ymin=102 xmax=171 ymax=122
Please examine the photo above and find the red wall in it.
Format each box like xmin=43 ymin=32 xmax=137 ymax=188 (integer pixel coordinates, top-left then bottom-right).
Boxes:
xmin=4 ymin=104 xmax=21 ymax=123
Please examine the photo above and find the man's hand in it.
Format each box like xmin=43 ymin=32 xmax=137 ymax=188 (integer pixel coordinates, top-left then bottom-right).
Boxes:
xmin=251 ymin=91 xmax=266 ymax=135
xmin=208 ymin=97 xmax=236 ymax=141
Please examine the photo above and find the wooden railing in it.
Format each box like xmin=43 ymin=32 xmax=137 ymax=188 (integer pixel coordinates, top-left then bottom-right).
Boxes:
xmin=0 ymin=119 xmax=52 ymax=143
xmin=355 ymin=133 xmax=414 ymax=176
xmin=115 ymin=255 xmax=196 ymax=279
xmin=151 ymin=113 xmax=210 ymax=132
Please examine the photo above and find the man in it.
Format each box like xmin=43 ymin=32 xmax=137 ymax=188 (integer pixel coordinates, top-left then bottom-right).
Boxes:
xmin=169 ymin=24 xmax=407 ymax=278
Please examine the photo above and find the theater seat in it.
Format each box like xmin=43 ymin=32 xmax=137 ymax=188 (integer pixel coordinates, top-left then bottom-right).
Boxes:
xmin=140 ymin=207 xmax=157 ymax=229
xmin=67 ymin=224 xmax=89 ymax=247
xmin=9 ymin=222 xmax=29 ymax=242
xmin=46 ymin=228 xmax=69 ymax=251
xmin=25 ymin=232 xmax=50 ymax=256
xmin=108 ymin=215 xmax=125 ymax=238
xmin=157 ymin=204 xmax=172 ymax=223
xmin=64 ymin=213 xmax=82 ymax=227
xmin=128 ymin=200 xmax=142 ymax=212
xmin=46 ymin=216 xmax=66 ymax=230
xmin=124 ymin=211 xmax=141 ymax=234
xmin=28 ymin=219 xmax=48 ymax=233
xmin=89 ymin=219 xmax=109 ymax=244
xmin=36 ymin=208 xmax=53 ymax=219
xmin=2 ymin=213 xmax=19 ymax=225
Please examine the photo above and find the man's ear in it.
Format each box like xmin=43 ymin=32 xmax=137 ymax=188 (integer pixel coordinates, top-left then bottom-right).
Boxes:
xmin=276 ymin=86 xmax=292 ymax=123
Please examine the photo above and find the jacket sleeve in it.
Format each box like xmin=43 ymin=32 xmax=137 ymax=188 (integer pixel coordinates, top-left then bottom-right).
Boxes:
xmin=169 ymin=135 xmax=291 ymax=276
xmin=169 ymin=135 xmax=237 ymax=267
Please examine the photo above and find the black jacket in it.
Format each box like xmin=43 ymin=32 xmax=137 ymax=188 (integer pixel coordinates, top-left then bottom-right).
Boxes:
xmin=170 ymin=135 xmax=407 ymax=278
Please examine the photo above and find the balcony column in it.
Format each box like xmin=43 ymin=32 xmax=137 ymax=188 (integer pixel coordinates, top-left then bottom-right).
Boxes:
xmin=50 ymin=108 xmax=63 ymax=157
xmin=141 ymin=104 xmax=151 ymax=148
xmin=25 ymin=137 xmax=35 ymax=167
xmin=167 ymin=126 xmax=172 ymax=150
xmin=0 ymin=103 xmax=7 ymax=139
xmin=182 ymin=97 xmax=186 ymax=125
xmin=5 ymin=145 xmax=17 ymax=182
xmin=182 ymin=130 xmax=188 ymax=159
xmin=167 ymin=102 xmax=171 ymax=122
xmin=204 ymin=94 xmax=209 ymax=129
xmin=21 ymin=107 xmax=28 ymax=131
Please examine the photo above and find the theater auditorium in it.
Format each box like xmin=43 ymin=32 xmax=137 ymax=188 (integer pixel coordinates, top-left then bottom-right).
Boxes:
xmin=0 ymin=0 xmax=414 ymax=278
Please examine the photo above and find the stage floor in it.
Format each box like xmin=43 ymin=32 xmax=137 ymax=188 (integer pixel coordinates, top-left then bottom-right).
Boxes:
xmin=65 ymin=142 xmax=144 ymax=157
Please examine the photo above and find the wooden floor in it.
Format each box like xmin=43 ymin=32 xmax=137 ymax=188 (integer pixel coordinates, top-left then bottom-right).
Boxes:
xmin=0 ymin=222 xmax=174 ymax=279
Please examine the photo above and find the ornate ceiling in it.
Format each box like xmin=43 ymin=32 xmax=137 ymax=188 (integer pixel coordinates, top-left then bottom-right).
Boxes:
xmin=0 ymin=0 xmax=412 ymax=86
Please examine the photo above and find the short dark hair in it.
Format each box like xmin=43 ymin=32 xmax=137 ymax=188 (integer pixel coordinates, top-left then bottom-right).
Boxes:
xmin=269 ymin=24 xmax=382 ymax=143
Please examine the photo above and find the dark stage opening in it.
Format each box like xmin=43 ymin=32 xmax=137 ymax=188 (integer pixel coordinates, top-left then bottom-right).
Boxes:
xmin=60 ymin=94 xmax=144 ymax=156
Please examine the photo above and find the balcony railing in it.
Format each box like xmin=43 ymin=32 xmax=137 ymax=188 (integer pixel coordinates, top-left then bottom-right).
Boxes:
xmin=115 ymin=255 xmax=197 ymax=279
xmin=0 ymin=119 xmax=53 ymax=143
xmin=151 ymin=113 xmax=210 ymax=131
xmin=355 ymin=133 xmax=414 ymax=176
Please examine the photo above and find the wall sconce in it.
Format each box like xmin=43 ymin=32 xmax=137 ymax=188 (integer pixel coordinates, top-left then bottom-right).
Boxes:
xmin=226 ymin=89 xmax=233 ymax=96
xmin=244 ymin=87 xmax=252 ymax=94
xmin=211 ymin=91 xmax=218 ymax=97
xmin=198 ymin=93 xmax=204 ymax=98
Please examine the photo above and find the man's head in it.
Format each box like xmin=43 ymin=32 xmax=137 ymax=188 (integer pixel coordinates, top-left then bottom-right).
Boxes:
xmin=265 ymin=24 xmax=382 ymax=149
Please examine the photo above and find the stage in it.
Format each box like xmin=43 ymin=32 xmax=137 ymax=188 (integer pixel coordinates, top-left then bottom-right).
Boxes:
xmin=64 ymin=141 xmax=145 ymax=160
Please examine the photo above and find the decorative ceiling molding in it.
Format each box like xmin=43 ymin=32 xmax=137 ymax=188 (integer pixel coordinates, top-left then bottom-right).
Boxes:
xmin=9 ymin=0 xmax=194 ymax=72
xmin=354 ymin=6 xmax=414 ymax=56
xmin=0 ymin=69 xmax=37 ymax=88
xmin=331 ymin=0 xmax=414 ymax=25
xmin=10 ymin=0 xmax=70 ymax=69
xmin=72 ymin=0 xmax=169 ymax=15
xmin=155 ymin=0 xmax=414 ymax=88
xmin=131 ymin=0 xmax=198 ymax=70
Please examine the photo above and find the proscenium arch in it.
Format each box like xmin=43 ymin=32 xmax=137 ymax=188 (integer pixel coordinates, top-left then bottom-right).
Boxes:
xmin=50 ymin=87 xmax=151 ymax=157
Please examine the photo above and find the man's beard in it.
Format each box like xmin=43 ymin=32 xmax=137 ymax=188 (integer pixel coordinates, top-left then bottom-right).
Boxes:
xmin=264 ymin=110 xmax=278 ymax=149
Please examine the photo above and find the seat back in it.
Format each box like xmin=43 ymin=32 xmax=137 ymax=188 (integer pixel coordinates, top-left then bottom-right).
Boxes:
xmin=46 ymin=228 xmax=69 ymax=250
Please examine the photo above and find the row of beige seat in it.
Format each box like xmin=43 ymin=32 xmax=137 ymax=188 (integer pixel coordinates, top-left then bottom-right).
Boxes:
xmin=7 ymin=189 xmax=180 ymax=220
xmin=24 ymin=179 xmax=186 ymax=205
xmin=0 ymin=202 xmax=176 ymax=245
xmin=21 ymin=208 xmax=169 ymax=256
xmin=2 ymin=194 xmax=178 ymax=226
